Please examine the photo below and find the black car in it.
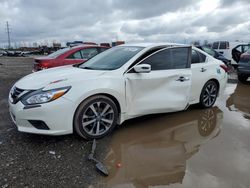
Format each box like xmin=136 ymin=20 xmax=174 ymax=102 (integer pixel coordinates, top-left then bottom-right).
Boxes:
xmin=234 ymin=50 xmax=250 ymax=83
xmin=196 ymin=45 xmax=230 ymax=65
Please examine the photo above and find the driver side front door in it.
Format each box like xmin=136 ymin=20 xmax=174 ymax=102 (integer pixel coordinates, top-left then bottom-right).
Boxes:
xmin=125 ymin=47 xmax=192 ymax=117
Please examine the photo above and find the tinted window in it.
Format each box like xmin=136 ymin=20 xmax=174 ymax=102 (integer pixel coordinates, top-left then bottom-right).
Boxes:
xmin=191 ymin=50 xmax=200 ymax=64
xmin=199 ymin=52 xmax=206 ymax=62
xmin=172 ymin=48 xmax=189 ymax=69
xmin=67 ymin=51 xmax=82 ymax=59
xmin=81 ymin=48 xmax=98 ymax=59
xmin=80 ymin=46 xmax=144 ymax=70
xmin=212 ymin=42 xmax=219 ymax=49
xmin=141 ymin=47 xmax=189 ymax=70
xmin=191 ymin=50 xmax=206 ymax=64
xmin=219 ymin=42 xmax=229 ymax=49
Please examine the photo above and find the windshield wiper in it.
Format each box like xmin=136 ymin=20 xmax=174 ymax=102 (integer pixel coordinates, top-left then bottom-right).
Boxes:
xmin=82 ymin=66 xmax=94 ymax=70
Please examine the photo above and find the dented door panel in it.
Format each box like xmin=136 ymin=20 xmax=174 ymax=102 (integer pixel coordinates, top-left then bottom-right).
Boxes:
xmin=125 ymin=69 xmax=192 ymax=116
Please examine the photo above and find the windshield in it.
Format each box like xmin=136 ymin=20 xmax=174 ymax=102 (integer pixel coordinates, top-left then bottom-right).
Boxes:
xmin=79 ymin=46 xmax=144 ymax=70
xmin=47 ymin=47 xmax=70 ymax=58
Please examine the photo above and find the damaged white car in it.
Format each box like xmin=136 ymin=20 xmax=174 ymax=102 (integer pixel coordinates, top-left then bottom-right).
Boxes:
xmin=9 ymin=43 xmax=228 ymax=139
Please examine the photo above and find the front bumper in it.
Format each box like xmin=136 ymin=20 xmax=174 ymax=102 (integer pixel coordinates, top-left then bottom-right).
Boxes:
xmin=8 ymin=96 xmax=75 ymax=135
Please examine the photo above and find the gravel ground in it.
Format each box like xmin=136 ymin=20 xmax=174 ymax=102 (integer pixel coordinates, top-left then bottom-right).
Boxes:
xmin=0 ymin=57 xmax=111 ymax=188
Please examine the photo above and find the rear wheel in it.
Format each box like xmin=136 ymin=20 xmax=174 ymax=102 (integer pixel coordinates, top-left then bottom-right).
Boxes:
xmin=238 ymin=74 xmax=248 ymax=83
xmin=199 ymin=80 xmax=219 ymax=108
xmin=74 ymin=95 xmax=118 ymax=140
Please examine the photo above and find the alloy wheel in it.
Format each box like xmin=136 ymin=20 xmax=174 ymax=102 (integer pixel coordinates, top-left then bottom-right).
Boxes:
xmin=202 ymin=82 xmax=218 ymax=107
xmin=82 ymin=101 xmax=115 ymax=136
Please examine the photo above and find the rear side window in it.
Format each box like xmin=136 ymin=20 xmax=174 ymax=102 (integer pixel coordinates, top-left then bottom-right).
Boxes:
xmin=67 ymin=51 xmax=82 ymax=59
xmin=219 ymin=42 xmax=229 ymax=49
xmin=199 ymin=52 xmax=206 ymax=62
xmin=81 ymin=48 xmax=98 ymax=59
xmin=191 ymin=50 xmax=206 ymax=64
xmin=191 ymin=50 xmax=200 ymax=64
xmin=141 ymin=47 xmax=189 ymax=70
xmin=212 ymin=42 xmax=219 ymax=49
xmin=99 ymin=48 xmax=108 ymax=52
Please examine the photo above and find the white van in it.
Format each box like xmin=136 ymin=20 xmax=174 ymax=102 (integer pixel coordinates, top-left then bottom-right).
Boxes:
xmin=212 ymin=41 xmax=248 ymax=66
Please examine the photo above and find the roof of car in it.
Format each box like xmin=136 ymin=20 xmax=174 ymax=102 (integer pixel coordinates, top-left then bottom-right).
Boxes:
xmin=120 ymin=42 xmax=190 ymax=48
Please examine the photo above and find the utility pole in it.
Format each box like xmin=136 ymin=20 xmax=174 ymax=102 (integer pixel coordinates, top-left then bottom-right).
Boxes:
xmin=6 ymin=21 xmax=11 ymax=49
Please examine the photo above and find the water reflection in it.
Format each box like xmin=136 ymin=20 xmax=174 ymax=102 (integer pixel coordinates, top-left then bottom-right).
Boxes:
xmin=226 ymin=83 xmax=250 ymax=119
xmin=101 ymin=107 xmax=223 ymax=188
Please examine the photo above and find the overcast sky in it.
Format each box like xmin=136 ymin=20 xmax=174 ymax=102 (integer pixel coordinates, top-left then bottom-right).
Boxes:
xmin=0 ymin=0 xmax=249 ymax=47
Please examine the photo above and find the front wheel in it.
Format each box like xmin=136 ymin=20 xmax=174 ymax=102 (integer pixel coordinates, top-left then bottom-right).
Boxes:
xmin=74 ymin=95 xmax=118 ymax=140
xmin=199 ymin=80 xmax=219 ymax=108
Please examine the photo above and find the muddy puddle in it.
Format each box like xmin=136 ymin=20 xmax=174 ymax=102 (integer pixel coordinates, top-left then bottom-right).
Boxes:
xmin=98 ymin=83 xmax=250 ymax=188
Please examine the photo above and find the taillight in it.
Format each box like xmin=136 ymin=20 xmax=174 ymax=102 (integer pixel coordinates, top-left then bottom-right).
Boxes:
xmin=220 ymin=64 xmax=229 ymax=73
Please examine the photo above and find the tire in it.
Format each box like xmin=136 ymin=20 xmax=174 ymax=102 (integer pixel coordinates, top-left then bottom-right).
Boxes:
xmin=199 ymin=80 xmax=219 ymax=108
xmin=74 ymin=95 xmax=118 ymax=140
xmin=238 ymin=74 xmax=248 ymax=83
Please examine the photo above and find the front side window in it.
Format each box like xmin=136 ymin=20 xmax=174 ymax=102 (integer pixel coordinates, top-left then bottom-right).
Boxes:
xmin=79 ymin=46 xmax=144 ymax=70
xmin=141 ymin=47 xmax=189 ymax=70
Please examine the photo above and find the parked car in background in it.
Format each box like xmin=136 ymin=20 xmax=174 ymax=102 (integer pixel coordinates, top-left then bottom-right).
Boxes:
xmin=234 ymin=50 xmax=250 ymax=83
xmin=212 ymin=41 xmax=249 ymax=67
xmin=9 ymin=43 xmax=228 ymax=139
xmin=33 ymin=45 xmax=109 ymax=71
xmin=232 ymin=44 xmax=250 ymax=63
xmin=196 ymin=45 xmax=230 ymax=65
xmin=0 ymin=50 xmax=7 ymax=56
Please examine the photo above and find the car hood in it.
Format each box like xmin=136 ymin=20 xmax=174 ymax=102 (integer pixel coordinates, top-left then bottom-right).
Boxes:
xmin=15 ymin=66 xmax=107 ymax=90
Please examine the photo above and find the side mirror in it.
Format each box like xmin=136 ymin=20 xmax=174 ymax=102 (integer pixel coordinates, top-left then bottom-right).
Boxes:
xmin=133 ymin=64 xmax=151 ymax=73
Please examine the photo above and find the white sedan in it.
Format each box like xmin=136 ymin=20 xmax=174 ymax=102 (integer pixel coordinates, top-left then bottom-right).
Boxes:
xmin=9 ymin=43 xmax=228 ymax=139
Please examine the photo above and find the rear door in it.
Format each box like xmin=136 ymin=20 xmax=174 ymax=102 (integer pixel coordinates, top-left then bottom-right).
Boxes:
xmin=189 ymin=49 xmax=210 ymax=103
xmin=125 ymin=47 xmax=192 ymax=116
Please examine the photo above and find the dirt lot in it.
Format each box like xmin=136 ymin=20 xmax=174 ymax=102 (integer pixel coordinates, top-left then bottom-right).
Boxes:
xmin=1 ymin=57 xmax=250 ymax=188
xmin=0 ymin=57 xmax=111 ymax=187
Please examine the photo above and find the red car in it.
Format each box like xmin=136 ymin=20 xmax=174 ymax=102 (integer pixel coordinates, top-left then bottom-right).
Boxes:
xmin=33 ymin=45 xmax=109 ymax=71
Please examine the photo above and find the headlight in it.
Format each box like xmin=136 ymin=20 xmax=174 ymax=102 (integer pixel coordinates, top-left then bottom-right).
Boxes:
xmin=22 ymin=86 xmax=71 ymax=105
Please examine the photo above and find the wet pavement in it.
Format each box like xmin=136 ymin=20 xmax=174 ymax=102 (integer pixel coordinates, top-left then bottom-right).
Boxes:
xmin=99 ymin=82 xmax=250 ymax=188
xmin=1 ymin=57 xmax=250 ymax=188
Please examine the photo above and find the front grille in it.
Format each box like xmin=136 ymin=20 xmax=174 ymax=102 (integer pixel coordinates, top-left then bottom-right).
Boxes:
xmin=11 ymin=87 xmax=25 ymax=104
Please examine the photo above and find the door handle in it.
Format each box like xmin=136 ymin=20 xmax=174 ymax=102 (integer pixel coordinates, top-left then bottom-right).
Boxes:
xmin=176 ymin=76 xmax=190 ymax=82
xmin=201 ymin=68 xmax=207 ymax=72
